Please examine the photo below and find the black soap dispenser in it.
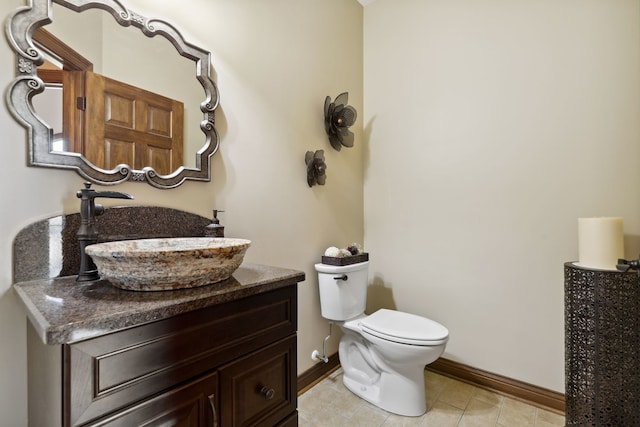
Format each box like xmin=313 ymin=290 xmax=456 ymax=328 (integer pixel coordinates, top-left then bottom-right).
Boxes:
xmin=205 ymin=209 xmax=225 ymax=237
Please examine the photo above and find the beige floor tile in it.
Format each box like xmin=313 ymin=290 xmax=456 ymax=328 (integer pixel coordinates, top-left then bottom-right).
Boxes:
xmin=535 ymin=409 xmax=565 ymax=427
xmin=498 ymin=397 xmax=536 ymax=427
xmin=458 ymin=397 xmax=500 ymax=427
xmin=382 ymin=414 xmax=426 ymax=427
xmin=437 ymin=379 xmax=477 ymax=410
xmin=321 ymin=369 xmax=349 ymax=393
xmin=298 ymin=378 xmax=346 ymax=420
xmin=313 ymin=382 xmax=343 ymax=403
xmin=425 ymin=371 xmax=452 ymax=407
xmin=330 ymin=387 xmax=367 ymax=418
xmin=422 ymin=401 xmax=464 ymax=427
xmin=305 ymin=406 xmax=351 ymax=427
xmin=472 ymin=387 xmax=504 ymax=406
xmin=299 ymin=411 xmax=314 ymax=426
xmin=298 ymin=392 xmax=328 ymax=420
xmin=382 ymin=412 xmax=426 ymax=426
xmin=425 ymin=371 xmax=453 ymax=394
xmin=343 ymin=404 xmax=389 ymax=426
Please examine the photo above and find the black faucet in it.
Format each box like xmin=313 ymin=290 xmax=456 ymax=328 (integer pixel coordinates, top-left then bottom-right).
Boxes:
xmin=76 ymin=182 xmax=134 ymax=282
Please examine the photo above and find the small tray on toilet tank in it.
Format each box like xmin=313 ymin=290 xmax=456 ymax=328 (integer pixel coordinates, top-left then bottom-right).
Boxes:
xmin=321 ymin=253 xmax=369 ymax=266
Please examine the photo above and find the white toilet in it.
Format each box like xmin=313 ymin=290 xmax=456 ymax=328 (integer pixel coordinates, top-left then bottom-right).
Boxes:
xmin=315 ymin=261 xmax=449 ymax=417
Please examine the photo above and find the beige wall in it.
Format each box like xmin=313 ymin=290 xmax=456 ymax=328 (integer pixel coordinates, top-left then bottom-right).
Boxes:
xmin=363 ymin=0 xmax=640 ymax=393
xmin=0 ymin=0 xmax=363 ymax=425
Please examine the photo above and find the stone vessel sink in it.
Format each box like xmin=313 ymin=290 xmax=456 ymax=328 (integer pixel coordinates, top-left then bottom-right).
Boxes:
xmin=85 ymin=237 xmax=251 ymax=291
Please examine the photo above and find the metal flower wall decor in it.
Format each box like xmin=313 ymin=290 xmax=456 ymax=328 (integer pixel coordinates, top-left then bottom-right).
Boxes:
xmin=324 ymin=92 xmax=357 ymax=151
xmin=305 ymin=150 xmax=327 ymax=187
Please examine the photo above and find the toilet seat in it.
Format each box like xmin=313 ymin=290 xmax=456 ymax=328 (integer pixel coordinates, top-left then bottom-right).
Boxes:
xmin=360 ymin=309 xmax=449 ymax=346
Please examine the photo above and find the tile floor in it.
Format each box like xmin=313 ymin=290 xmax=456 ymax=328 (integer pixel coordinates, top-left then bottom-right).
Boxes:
xmin=298 ymin=368 xmax=565 ymax=427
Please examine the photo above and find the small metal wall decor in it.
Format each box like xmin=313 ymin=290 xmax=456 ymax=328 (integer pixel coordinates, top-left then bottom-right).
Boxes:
xmin=324 ymin=92 xmax=357 ymax=151
xmin=305 ymin=150 xmax=327 ymax=187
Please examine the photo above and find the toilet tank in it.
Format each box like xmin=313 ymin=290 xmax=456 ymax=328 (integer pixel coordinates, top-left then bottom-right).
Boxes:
xmin=314 ymin=261 xmax=369 ymax=321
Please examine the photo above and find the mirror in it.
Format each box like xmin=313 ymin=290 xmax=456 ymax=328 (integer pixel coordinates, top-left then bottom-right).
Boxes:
xmin=6 ymin=0 xmax=219 ymax=188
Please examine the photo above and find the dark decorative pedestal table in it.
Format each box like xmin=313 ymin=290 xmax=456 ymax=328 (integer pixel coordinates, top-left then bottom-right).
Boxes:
xmin=564 ymin=262 xmax=640 ymax=426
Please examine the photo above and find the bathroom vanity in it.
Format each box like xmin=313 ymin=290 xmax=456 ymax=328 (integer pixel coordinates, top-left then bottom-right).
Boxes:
xmin=15 ymin=272 xmax=304 ymax=427
xmin=13 ymin=208 xmax=305 ymax=426
xmin=16 ymin=268 xmax=302 ymax=427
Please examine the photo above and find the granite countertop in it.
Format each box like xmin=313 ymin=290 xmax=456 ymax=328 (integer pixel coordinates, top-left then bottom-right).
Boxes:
xmin=14 ymin=263 xmax=305 ymax=345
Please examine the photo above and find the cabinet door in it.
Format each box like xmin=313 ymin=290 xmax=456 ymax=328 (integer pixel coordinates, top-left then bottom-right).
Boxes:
xmin=219 ymin=336 xmax=297 ymax=427
xmin=89 ymin=372 xmax=218 ymax=427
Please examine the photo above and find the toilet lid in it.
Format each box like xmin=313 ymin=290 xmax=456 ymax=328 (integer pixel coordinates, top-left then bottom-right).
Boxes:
xmin=360 ymin=309 xmax=449 ymax=346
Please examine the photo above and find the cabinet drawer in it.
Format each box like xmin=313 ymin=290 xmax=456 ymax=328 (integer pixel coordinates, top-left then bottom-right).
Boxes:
xmin=89 ymin=372 xmax=218 ymax=427
xmin=65 ymin=286 xmax=296 ymax=427
xmin=219 ymin=335 xmax=297 ymax=427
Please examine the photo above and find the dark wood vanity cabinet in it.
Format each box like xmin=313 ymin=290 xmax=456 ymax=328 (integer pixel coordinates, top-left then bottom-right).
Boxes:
xmin=63 ymin=286 xmax=298 ymax=427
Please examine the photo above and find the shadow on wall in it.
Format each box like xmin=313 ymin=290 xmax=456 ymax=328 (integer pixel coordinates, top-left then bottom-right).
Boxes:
xmin=367 ymin=274 xmax=396 ymax=314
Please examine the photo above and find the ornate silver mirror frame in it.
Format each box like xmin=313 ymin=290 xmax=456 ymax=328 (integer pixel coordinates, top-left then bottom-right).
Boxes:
xmin=6 ymin=0 xmax=219 ymax=188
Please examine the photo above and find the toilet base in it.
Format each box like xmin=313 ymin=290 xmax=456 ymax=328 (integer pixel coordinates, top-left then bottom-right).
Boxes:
xmin=338 ymin=332 xmax=429 ymax=416
xmin=342 ymin=366 xmax=427 ymax=416
xmin=335 ymin=320 xmax=446 ymax=417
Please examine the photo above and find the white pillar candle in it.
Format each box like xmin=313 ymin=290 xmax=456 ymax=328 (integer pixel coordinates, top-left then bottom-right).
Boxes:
xmin=578 ymin=217 xmax=624 ymax=270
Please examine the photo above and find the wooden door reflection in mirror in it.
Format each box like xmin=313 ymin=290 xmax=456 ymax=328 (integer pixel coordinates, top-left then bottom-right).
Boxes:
xmin=84 ymin=72 xmax=183 ymax=175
